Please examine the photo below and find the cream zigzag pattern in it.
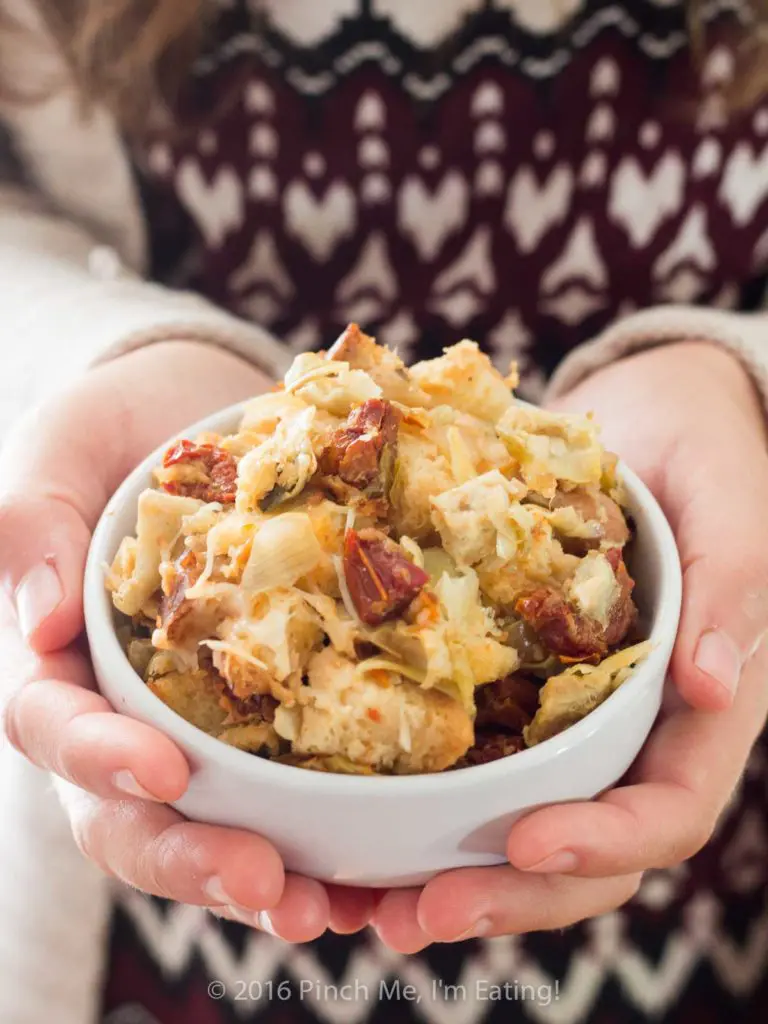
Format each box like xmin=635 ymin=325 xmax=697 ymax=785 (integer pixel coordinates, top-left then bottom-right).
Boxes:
xmin=194 ymin=0 xmax=752 ymax=92
xmin=115 ymin=880 xmax=768 ymax=1024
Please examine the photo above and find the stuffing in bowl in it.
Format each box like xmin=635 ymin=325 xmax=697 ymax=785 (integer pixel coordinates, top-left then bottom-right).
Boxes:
xmin=106 ymin=325 xmax=650 ymax=777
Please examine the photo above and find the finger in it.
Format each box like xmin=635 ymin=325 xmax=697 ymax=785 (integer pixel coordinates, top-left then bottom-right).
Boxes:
xmin=58 ymin=783 xmax=286 ymax=914
xmin=261 ymin=875 xmax=330 ymax=943
xmin=508 ymin=785 xmax=712 ymax=878
xmin=5 ymin=674 xmax=190 ymax=803
xmin=209 ymin=905 xmax=266 ymax=928
xmin=508 ymin=638 xmax=768 ymax=877
xmin=662 ymin=434 xmax=768 ymax=710
xmin=371 ymin=889 xmax=432 ymax=953
xmin=0 ymin=601 xmax=87 ymax=700
xmin=209 ymin=876 xmax=332 ymax=943
xmin=326 ymin=885 xmax=381 ymax=935
xmin=210 ymin=877 xmax=332 ymax=942
xmin=209 ymin=904 xmax=283 ymax=931
xmin=0 ymin=492 xmax=92 ymax=652
xmin=1 ymin=600 xmax=190 ymax=802
xmin=416 ymin=867 xmax=642 ymax=942
xmin=0 ymin=388 xmax=119 ymax=652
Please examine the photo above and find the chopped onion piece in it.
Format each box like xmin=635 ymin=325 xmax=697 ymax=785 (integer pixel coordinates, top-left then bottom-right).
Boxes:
xmin=299 ymin=590 xmax=359 ymax=656
xmin=333 ymin=553 xmax=364 ymax=627
xmin=399 ymin=535 xmax=424 ymax=568
xmin=241 ymin=513 xmax=323 ymax=591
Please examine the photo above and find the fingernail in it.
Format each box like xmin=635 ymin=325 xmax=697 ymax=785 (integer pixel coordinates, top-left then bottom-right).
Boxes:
xmin=205 ymin=879 xmax=265 ymax=926
xmin=694 ymin=630 xmax=741 ymax=697
xmin=257 ymin=911 xmax=280 ymax=937
xmin=15 ymin=562 xmax=63 ymax=640
xmin=112 ymin=770 xmax=162 ymax=802
xmin=204 ymin=876 xmax=238 ymax=906
xmin=224 ymin=905 xmax=264 ymax=928
xmin=451 ymin=917 xmax=493 ymax=941
xmin=522 ymin=849 xmax=579 ymax=874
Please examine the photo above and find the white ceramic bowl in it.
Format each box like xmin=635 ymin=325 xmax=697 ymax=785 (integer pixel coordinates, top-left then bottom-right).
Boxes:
xmin=84 ymin=401 xmax=682 ymax=888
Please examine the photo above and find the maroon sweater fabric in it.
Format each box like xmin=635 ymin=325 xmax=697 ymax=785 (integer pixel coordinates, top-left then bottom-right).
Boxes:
xmin=102 ymin=2 xmax=768 ymax=1022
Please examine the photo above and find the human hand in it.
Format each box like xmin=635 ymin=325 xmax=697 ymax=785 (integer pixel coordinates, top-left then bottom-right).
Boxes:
xmin=546 ymin=340 xmax=768 ymax=712
xmin=0 ymin=340 xmax=375 ymax=939
xmin=372 ymin=341 xmax=768 ymax=951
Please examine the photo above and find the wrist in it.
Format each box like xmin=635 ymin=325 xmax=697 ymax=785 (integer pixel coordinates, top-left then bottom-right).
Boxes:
xmin=583 ymin=338 xmax=764 ymax=419
xmin=624 ymin=340 xmax=766 ymax=438
xmin=659 ymin=338 xmax=757 ymax=378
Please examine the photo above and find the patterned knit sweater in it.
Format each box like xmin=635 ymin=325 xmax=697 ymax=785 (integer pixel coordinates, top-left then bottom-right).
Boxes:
xmin=0 ymin=2 xmax=767 ymax=1024
xmin=102 ymin=3 xmax=768 ymax=1023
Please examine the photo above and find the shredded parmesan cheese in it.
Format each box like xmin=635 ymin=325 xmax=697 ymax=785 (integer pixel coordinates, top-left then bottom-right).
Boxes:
xmin=202 ymin=639 xmax=269 ymax=671
xmin=285 ymin=362 xmax=344 ymax=394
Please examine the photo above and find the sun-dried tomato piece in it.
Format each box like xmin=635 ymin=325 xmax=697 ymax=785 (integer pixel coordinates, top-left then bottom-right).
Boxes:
xmin=321 ymin=399 xmax=399 ymax=493
xmin=515 ymin=553 xmax=638 ymax=661
xmin=474 ymin=674 xmax=541 ymax=733
xmin=343 ymin=527 xmax=429 ymax=626
xmin=455 ymin=731 xmax=526 ymax=768
xmin=161 ymin=439 xmax=238 ymax=504
xmin=516 ymin=589 xmax=606 ymax=660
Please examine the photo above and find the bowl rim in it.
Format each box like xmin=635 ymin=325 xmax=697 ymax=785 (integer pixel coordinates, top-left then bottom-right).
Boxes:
xmin=84 ymin=399 xmax=683 ymax=796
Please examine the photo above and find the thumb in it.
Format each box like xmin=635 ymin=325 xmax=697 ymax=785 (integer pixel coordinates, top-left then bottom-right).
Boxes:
xmin=666 ymin=438 xmax=768 ymax=711
xmin=0 ymin=492 xmax=92 ymax=653
xmin=0 ymin=341 xmax=275 ymax=657
xmin=0 ymin=385 xmax=118 ymax=655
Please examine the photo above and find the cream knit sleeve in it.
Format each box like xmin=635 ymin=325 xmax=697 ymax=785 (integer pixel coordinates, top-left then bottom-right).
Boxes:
xmin=0 ymin=183 xmax=292 ymax=415
xmin=546 ymin=304 xmax=768 ymax=410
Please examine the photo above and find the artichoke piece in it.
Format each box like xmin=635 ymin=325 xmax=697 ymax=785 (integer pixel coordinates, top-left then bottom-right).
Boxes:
xmin=524 ymin=642 xmax=652 ymax=746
